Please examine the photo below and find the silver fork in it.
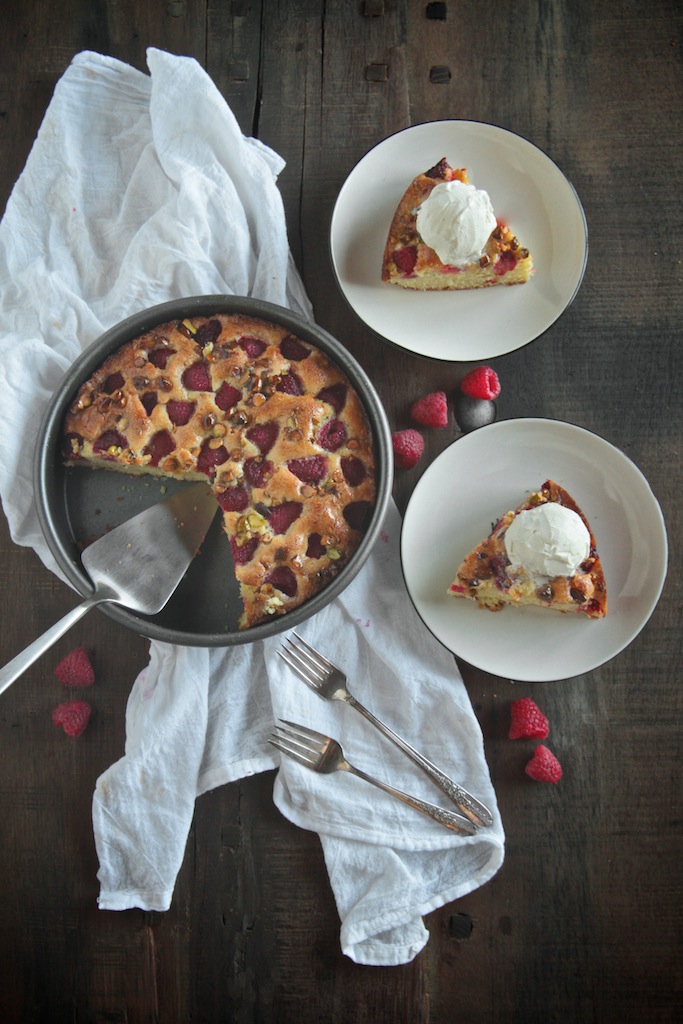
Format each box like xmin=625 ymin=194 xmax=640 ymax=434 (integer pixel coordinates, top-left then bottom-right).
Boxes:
xmin=278 ymin=632 xmax=493 ymax=829
xmin=270 ymin=721 xmax=477 ymax=835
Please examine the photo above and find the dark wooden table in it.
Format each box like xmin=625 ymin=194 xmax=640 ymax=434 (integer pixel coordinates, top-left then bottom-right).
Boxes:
xmin=1 ymin=2 xmax=680 ymax=1021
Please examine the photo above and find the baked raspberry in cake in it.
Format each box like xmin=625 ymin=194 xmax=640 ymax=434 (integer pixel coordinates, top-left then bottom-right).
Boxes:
xmin=448 ymin=480 xmax=607 ymax=618
xmin=381 ymin=158 xmax=533 ymax=290
xmin=63 ymin=313 xmax=377 ymax=629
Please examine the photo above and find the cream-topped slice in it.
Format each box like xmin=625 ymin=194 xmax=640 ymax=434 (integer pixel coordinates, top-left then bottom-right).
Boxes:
xmin=416 ymin=179 xmax=496 ymax=267
xmin=504 ymin=503 xmax=591 ymax=579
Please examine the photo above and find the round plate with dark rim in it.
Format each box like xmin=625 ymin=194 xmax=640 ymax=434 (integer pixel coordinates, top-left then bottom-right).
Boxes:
xmin=400 ymin=419 xmax=667 ymax=681
xmin=35 ymin=295 xmax=393 ymax=647
xmin=330 ymin=120 xmax=588 ymax=361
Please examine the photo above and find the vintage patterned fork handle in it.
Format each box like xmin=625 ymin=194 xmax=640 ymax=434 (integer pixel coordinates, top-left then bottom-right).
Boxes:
xmin=344 ymin=694 xmax=494 ymax=829
xmin=345 ymin=762 xmax=478 ymax=835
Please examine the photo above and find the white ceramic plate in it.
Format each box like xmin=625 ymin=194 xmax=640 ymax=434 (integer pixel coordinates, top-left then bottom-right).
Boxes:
xmin=330 ymin=121 xmax=588 ymax=361
xmin=400 ymin=419 xmax=668 ymax=681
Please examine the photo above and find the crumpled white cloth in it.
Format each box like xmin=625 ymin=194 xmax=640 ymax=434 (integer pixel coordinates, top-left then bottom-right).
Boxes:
xmin=0 ymin=48 xmax=504 ymax=965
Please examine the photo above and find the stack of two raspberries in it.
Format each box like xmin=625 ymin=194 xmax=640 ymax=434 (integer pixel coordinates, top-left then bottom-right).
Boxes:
xmin=509 ymin=697 xmax=563 ymax=783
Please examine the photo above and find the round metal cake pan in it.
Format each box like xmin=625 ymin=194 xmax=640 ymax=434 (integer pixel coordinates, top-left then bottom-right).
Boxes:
xmin=34 ymin=295 xmax=393 ymax=647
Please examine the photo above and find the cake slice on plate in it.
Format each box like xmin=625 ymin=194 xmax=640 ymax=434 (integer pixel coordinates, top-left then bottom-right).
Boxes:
xmin=448 ymin=479 xmax=607 ymax=618
xmin=381 ymin=157 xmax=533 ymax=290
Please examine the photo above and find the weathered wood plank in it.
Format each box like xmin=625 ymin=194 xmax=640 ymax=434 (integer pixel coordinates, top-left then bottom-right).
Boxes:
xmin=0 ymin=0 xmax=680 ymax=1020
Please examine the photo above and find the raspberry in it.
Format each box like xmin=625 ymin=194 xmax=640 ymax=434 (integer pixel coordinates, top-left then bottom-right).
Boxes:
xmin=239 ymin=336 xmax=267 ymax=358
xmin=181 ymin=361 xmax=212 ymax=391
xmin=268 ymin=501 xmax=303 ymax=534
xmin=508 ymin=697 xmax=549 ymax=740
xmin=460 ymin=366 xmax=501 ymax=401
xmin=195 ymin=319 xmax=221 ymax=347
xmin=306 ymin=533 xmax=326 ymax=558
xmin=216 ymin=484 xmax=250 ymax=512
xmin=340 ymin=456 xmax=367 ymax=486
xmin=103 ymin=372 xmax=125 ymax=393
xmin=280 ymin=335 xmax=310 ymax=361
xmin=243 ymin=457 xmax=273 ymax=488
xmin=524 ymin=745 xmax=563 ymax=784
xmin=318 ymin=418 xmax=348 ymax=452
xmin=246 ymin=421 xmax=279 ymax=455
xmin=316 ymin=383 xmax=347 ymax=414
xmin=392 ymin=429 xmax=424 ymax=470
xmin=54 ymin=647 xmax=95 ymax=688
xmin=52 ymin=700 xmax=92 ymax=737
xmin=393 ymin=245 xmax=417 ymax=275
xmin=425 ymin=158 xmax=451 ymax=179
xmin=148 ymin=347 xmax=175 ymax=369
xmin=215 ymin=381 xmax=242 ymax=411
xmin=143 ymin=429 xmax=176 ymax=467
xmin=94 ymin=429 xmax=127 ymax=455
xmin=196 ymin=439 xmax=228 ymax=475
xmin=410 ymin=391 xmax=448 ymax=428
xmin=165 ymin=400 xmax=195 ymax=426
xmin=229 ymin=535 xmax=259 ymax=565
xmin=343 ymin=500 xmax=372 ymax=531
xmin=275 ymin=371 xmax=304 ymax=396
xmin=265 ymin=566 xmax=298 ymax=597
xmin=141 ymin=392 xmax=158 ymax=416
xmin=287 ymin=455 xmax=328 ymax=483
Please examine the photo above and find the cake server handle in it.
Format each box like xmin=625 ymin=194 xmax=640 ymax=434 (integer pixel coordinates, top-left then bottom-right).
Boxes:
xmin=0 ymin=593 xmax=111 ymax=696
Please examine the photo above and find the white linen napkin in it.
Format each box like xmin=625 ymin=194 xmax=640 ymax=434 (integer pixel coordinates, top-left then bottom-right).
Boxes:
xmin=0 ymin=48 xmax=504 ymax=966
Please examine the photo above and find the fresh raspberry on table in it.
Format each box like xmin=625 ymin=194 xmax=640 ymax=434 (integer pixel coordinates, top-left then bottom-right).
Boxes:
xmin=524 ymin=745 xmax=563 ymax=784
xmin=52 ymin=700 xmax=92 ymax=737
xmin=508 ymin=697 xmax=549 ymax=740
xmin=54 ymin=647 xmax=95 ymax=688
xmin=392 ymin=429 xmax=424 ymax=470
xmin=460 ymin=365 xmax=501 ymax=401
xmin=410 ymin=391 xmax=448 ymax=428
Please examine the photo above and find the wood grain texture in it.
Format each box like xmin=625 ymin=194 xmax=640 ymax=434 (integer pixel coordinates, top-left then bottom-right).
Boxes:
xmin=0 ymin=0 xmax=681 ymax=1021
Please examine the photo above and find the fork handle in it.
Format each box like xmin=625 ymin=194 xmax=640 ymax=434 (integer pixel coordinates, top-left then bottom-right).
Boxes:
xmin=344 ymin=695 xmax=494 ymax=829
xmin=346 ymin=764 xmax=476 ymax=834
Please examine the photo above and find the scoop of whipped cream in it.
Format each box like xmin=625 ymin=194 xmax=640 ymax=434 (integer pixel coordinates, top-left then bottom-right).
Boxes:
xmin=504 ymin=503 xmax=590 ymax=579
xmin=416 ymin=179 xmax=497 ymax=267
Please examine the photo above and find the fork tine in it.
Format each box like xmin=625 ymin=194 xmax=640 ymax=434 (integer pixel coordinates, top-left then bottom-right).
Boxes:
xmin=271 ymin=720 xmax=328 ymax=761
xmin=280 ymin=640 xmax=326 ymax=682
xmin=290 ymin=631 xmax=337 ymax=674
xmin=278 ymin=719 xmax=330 ymax=745
xmin=270 ymin=727 xmax=317 ymax=759
xmin=277 ymin=646 xmax=319 ymax=686
xmin=269 ymin=736 xmax=317 ymax=769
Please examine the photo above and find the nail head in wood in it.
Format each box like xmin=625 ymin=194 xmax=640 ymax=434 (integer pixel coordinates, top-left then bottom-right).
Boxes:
xmin=365 ymin=63 xmax=389 ymax=82
xmin=166 ymin=0 xmax=187 ymax=17
xmin=426 ymin=2 xmax=448 ymax=19
xmin=449 ymin=913 xmax=474 ymax=940
xmin=429 ymin=65 xmax=452 ymax=84
xmin=228 ymin=60 xmax=250 ymax=82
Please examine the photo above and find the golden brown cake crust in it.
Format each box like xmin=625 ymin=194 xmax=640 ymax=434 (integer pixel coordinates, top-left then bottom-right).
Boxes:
xmin=448 ymin=480 xmax=607 ymax=618
xmin=381 ymin=157 xmax=533 ymax=290
xmin=63 ymin=313 xmax=377 ymax=629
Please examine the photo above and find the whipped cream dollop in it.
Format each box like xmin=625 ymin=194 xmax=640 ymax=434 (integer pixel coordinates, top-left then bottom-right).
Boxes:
xmin=504 ymin=503 xmax=590 ymax=579
xmin=416 ymin=179 xmax=497 ymax=267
